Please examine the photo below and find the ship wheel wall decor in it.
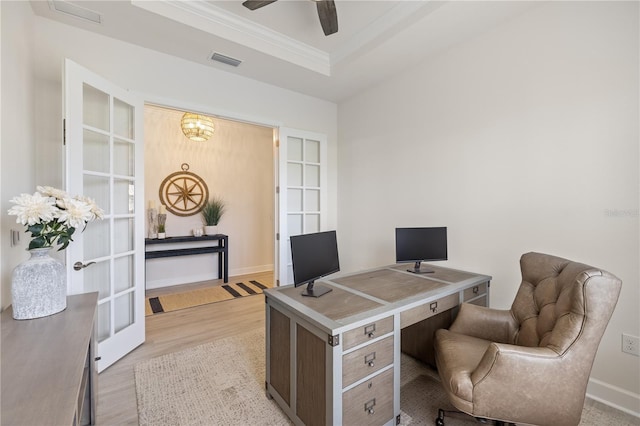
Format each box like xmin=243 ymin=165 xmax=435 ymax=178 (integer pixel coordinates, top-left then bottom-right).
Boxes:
xmin=159 ymin=163 xmax=209 ymax=217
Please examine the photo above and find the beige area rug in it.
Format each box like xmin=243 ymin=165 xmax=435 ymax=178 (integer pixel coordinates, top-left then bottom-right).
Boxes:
xmin=145 ymin=280 xmax=270 ymax=316
xmin=134 ymin=329 xmax=638 ymax=426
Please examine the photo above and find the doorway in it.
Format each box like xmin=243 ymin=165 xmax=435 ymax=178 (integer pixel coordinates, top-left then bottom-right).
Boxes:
xmin=143 ymin=105 xmax=275 ymax=290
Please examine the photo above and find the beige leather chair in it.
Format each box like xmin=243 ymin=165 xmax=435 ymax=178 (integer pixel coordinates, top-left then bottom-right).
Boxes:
xmin=434 ymin=252 xmax=622 ymax=426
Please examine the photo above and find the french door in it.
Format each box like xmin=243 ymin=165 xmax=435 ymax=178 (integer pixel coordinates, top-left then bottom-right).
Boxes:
xmin=65 ymin=59 xmax=145 ymax=372
xmin=277 ymin=128 xmax=328 ymax=286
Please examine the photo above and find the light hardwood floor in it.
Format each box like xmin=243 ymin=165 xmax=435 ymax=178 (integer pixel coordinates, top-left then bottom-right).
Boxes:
xmin=97 ymin=271 xmax=273 ymax=425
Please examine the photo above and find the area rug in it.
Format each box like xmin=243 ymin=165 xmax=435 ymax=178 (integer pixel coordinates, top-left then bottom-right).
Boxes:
xmin=144 ymin=280 xmax=269 ymax=316
xmin=134 ymin=329 xmax=638 ymax=426
xmin=135 ymin=329 xmax=290 ymax=425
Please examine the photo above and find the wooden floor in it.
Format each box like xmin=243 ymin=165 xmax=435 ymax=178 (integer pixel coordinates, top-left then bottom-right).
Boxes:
xmin=97 ymin=271 xmax=273 ymax=425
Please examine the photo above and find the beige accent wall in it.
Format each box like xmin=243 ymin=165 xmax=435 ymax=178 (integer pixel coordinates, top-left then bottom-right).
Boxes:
xmin=144 ymin=105 xmax=274 ymax=287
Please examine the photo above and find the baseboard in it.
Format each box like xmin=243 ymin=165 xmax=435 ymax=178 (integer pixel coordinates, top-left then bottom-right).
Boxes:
xmin=587 ymin=377 xmax=640 ymax=418
xmin=145 ymin=265 xmax=273 ymax=290
xmin=229 ymin=264 xmax=273 ymax=278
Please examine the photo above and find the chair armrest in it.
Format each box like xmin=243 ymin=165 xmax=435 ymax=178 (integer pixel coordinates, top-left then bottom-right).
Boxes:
xmin=471 ymin=343 xmax=559 ymax=386
xmin=449 ymin=303 xmax=518 ymax=344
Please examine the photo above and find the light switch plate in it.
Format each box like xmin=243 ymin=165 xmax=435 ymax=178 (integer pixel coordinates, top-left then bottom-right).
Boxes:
xmin=10 ymin=229 xmax=20 ymax=247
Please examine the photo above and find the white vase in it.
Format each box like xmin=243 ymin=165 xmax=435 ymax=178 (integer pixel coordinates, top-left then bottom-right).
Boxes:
xmin=11 ymin=248 xmax=67 ymax=320
xmin=204 ymin=225 xmax=217 ymax=236
xmin=158 ymin=232 xmax=166 ymax=239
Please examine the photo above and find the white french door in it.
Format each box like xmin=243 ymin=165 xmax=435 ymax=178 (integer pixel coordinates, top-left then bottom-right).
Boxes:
xmin=277 ymin=128 xmax=328 ymax=286
xmin=65 ymin=59 xmax=145 ymax=372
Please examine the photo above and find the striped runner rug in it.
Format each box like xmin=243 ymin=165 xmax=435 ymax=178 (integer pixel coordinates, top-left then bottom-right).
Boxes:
xmin=145 ymin=280 xmax=269 ymax=316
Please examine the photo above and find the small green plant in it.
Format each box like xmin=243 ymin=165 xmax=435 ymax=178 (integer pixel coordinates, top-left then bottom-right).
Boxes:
xmin=201 ymin=196 xmax=226 ymax=226
xmin=157 ymin=223 xmax=166 ymax=233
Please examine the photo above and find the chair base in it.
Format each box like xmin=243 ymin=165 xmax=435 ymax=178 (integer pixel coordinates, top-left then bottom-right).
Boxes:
xmin=435 ymin=408 xmax=516 ymax=426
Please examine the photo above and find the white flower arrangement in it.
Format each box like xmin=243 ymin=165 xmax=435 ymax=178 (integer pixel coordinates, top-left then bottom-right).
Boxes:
xmin=8 ymin=186 xmax=104 ymax=251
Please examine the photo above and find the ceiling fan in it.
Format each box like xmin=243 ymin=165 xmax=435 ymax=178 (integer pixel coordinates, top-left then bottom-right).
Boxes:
xmin=242 ymin=0 xmax=338 ymax=36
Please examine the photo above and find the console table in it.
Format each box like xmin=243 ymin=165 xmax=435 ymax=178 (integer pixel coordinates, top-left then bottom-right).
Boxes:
xmin=264 ymin=264 xmax=491 ymax=426
xmin=1 ymin=293 xmax=98 ymax=426
xmin=145 ymin=234 xmax=228 ymax=283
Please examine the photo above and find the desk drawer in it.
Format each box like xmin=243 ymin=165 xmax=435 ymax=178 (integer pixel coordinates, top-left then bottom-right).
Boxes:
xmin=463 ymin=283 xmax=487 ymax=302
xmin=400 ymin=293 xmax=458 ymax=329
xmin=343 ymin=336 xmax=394 ymax=387
xmin=467 ymin=295 xmax=487 ymax=307
xmin=343 ymin=316 xmax=394 ymax=351
xmin=343 ymin=367 xmax=393 ymax=426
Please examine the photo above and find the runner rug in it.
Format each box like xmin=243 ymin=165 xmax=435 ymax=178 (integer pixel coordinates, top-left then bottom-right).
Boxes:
xmin=134 ymin=329 xmax=636 ymax=426
xmin=145 ymin=280 xmax=269 ymax=316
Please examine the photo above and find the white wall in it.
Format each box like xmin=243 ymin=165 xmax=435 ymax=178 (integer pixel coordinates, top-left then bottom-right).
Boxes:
xmin=339 ymin=1 xmax=639 ymax=415
xmin=0 ymin=2 xmax=37 ymax=308
xmin=0 ymin=3 xmax=338 ymax=308
xmin=144 ymin=106 xmax=274 ymax=287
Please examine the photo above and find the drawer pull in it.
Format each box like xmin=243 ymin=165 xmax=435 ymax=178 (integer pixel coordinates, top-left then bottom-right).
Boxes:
xmin=364 ymin=398 xmax=376 ymax=414
xmin=430 ymin=301 xmax=438 ymax=313
xmin=364 ymin=324 xmax=376 ymax=338
xmin=368 ymin=382 xmax=372 ymax=389
xmin=364 ymin=352 xmax=376 ymax=367
xmin=473 ymin=286 xmax=479 ymax=294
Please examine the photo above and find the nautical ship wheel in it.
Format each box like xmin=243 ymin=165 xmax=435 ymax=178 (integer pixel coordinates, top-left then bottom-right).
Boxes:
xmin=159 ymin=163 xmax=209 ymax=217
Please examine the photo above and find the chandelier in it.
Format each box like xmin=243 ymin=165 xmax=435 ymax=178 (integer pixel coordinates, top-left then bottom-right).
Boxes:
xmin=180 ymin=113 xmax=214 ymax=142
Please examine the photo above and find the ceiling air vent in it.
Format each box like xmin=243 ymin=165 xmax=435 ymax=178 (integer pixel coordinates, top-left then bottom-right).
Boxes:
xmin=48 ymin=0 xmax=102 ymax=23
xmin=210 ymin=53 xmax=242 ymax=68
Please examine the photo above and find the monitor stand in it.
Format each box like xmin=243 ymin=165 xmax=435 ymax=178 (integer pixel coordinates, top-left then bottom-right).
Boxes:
xmin=301 ymin=281 xmax=333 ymax=297
xmin=407 ymin=261 xmax=435 ymax=274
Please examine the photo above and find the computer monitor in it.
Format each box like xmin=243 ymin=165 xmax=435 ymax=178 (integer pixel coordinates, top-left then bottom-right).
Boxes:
xmin=290 ymin=230 xmax=340 ymax=297
xmin=395 ymin=227 xmax=447 ymax=274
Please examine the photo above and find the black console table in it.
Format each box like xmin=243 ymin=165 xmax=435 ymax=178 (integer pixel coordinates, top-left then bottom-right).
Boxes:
xmin=145 ymin=234 xmax=228 ymax=283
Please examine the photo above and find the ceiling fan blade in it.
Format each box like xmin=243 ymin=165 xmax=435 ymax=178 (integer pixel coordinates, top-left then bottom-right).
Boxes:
xmin=316 ymin=0 xmax=338 ymax=36
xmin=242 ymin=0 xmax=278 ymax=11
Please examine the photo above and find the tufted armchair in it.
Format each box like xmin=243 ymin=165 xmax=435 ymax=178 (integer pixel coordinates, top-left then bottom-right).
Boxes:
xmin=433 ymin=252 xmax=622 ymax=425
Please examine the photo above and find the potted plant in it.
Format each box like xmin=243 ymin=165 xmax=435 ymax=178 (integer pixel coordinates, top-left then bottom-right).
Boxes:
xmin=201 ymin=196 xmax=225 ymax=235
xmin=157 ymin=223 xmax=166 ymax=239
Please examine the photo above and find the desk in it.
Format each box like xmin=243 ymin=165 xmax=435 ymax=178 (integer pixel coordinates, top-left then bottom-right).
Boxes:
xmin=145 ymin=234 xmax=228 ymax=283
xmin=264 ymin=264 xmax=491 ymax=426
xmin=2 ymin=293 xmax=98 ymax=425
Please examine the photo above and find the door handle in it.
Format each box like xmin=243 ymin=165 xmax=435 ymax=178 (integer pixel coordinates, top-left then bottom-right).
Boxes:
xmin=73 ymin=261 xmax=96 ymax=271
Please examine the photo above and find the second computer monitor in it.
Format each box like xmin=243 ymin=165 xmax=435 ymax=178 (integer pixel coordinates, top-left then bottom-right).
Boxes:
xmin=395 ymin=227 xmax=447 ymax=274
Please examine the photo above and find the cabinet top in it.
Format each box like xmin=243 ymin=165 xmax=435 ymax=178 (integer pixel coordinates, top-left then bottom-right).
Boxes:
xmin=1 ymin=293 xmax=98 ymax=426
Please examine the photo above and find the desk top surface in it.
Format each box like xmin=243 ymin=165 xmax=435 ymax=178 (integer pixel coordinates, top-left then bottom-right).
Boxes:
xmin=265 ymin=264 xmax=491 ymax=332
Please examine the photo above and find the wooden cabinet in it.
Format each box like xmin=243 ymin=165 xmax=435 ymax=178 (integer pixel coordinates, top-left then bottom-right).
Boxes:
xmin=1 ymin=293 xmax=98 ymax=426
xmin=265 ymin=264 xmax=491 ymax=425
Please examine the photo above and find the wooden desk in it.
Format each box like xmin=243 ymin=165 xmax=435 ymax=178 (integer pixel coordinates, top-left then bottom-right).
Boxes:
xmin=1 ymin=293 xmax=98 ymax=426
xmin=145 ymin=234 xmax=228 ymax=283
xmin=264 ymin=264 xmax=491 ymax=426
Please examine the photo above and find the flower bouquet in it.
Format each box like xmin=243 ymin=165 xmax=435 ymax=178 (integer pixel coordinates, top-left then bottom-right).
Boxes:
xmin=8 ymin=185 xmax=104 ymax=251
xmin=7 ymin=186 xmax=104 ymax=319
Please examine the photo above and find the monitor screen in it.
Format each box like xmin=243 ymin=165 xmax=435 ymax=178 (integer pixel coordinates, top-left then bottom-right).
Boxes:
xmin=290 ymin=230 xmax=340 ymax=297
xmin=395 ymin=227 xmax=447 ymax=274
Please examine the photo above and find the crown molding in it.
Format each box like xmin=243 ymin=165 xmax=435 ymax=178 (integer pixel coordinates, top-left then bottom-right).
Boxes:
xmin=131 ymin=0 xmax=331 ymax=75
xmin=330 ymin=1 xmax=444 ymax=66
